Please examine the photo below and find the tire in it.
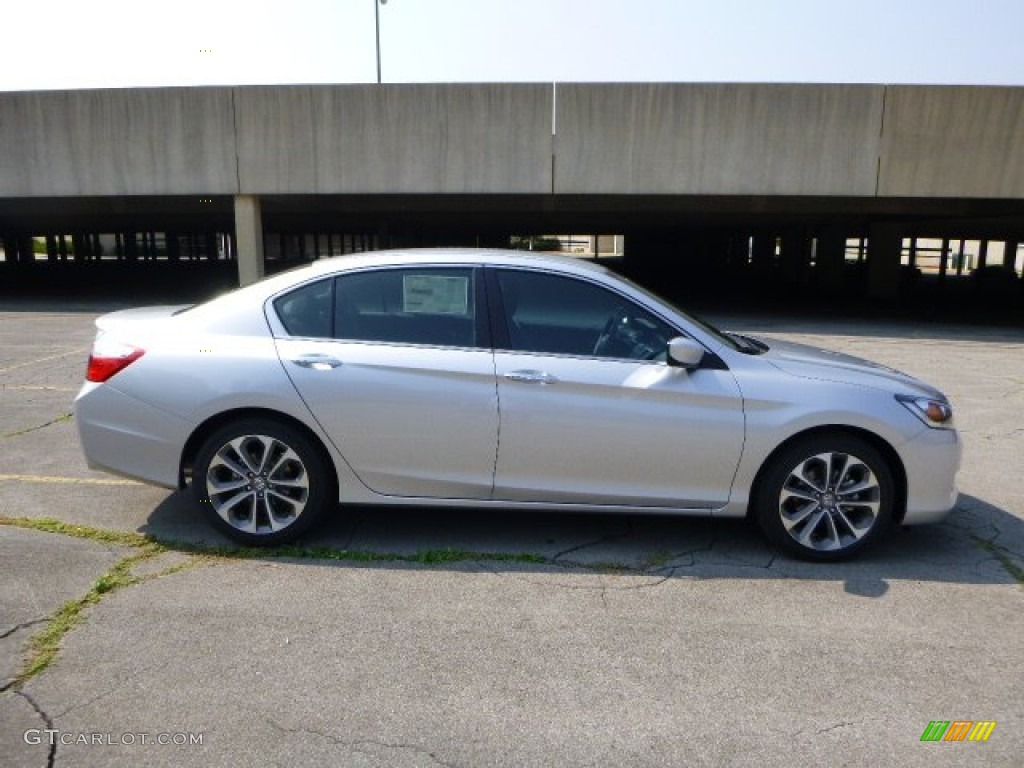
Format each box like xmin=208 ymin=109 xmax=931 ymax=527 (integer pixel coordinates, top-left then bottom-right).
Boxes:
xmin=754 ymin=433 xmax=895 ymax=562
xmin=192 ymin=418 xmax=333 ymax=546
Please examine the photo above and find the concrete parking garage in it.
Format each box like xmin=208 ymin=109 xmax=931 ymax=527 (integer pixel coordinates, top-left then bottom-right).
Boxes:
xmin=2 ymin=83 xmax=1023 ymax=310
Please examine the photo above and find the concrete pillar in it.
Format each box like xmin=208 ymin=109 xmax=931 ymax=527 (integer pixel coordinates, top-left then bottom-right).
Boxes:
xmin=816 ymin=230 xmax=847 ymax=290
xmin=751 ymin=234 xmax=776 ymax=271
xmin=234 ymin=195 xmax=265 ymax=286
xmin=6 ymin=236 xmax=22 ymax=264
xmin=866 ymin=224 xmax=901 ymax=300
xmin=700 ymin=233 xmax=731 ymax=278
xmin=72 ymin=234 xmax=87 ymax=263
xmin=166 ymin=232 xmax=180 ymax=261
xmin=11 ymin=236 xmax=32 ymax=265
xmin=622 ymin=230 xmax=683 ymax=285
xmin=976 ymin=240 xmax=989 ymax=271
xmin=124 ymin=232 xmax=138 ymax=261
xmin=779 ymin=230 xmax=811 ymax=286
xmin=938 ymin=238 xmax=950 ymax=282
xmin=204 ymin=232 xmax=218 ymax=261
xmin=1002 ymin=240 xmax=1019 ymax=269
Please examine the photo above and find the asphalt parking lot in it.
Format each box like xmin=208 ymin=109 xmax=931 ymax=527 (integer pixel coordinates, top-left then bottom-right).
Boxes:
xmin=1 ymin=300 xmax=1022 ymax=767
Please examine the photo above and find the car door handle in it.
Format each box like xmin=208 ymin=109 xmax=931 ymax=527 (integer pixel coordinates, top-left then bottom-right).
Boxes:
xmin=504 ymin=369 xmax=559 ymax=384
xmin=289 ymin=354 xmax=343 ymax=370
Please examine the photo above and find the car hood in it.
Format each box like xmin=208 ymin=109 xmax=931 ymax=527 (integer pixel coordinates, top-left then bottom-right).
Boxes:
xmin=757 ymin=337 xmax=945 ymax=398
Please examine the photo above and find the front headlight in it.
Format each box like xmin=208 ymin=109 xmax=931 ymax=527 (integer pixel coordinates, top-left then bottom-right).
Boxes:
xmin=896 ymin=394 xmax=954 ymax=429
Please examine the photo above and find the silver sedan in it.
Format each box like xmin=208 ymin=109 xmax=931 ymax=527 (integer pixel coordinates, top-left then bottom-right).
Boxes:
xmin=74 ymin=249 xmax=960 ymax=560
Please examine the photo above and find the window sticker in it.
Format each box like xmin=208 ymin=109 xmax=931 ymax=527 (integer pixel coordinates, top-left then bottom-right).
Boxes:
xmin=403 ymin=275 xmax=469 ymax=315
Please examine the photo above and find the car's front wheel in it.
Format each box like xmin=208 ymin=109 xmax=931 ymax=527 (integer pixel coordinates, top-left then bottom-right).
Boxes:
xmin=755 ymin=433 xmax=895 ymax=561
xmin=192 ymin=419 xmax=333 ymax=546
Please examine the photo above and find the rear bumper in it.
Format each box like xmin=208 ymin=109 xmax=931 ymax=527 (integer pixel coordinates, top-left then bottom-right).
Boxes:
xmin=899 ymin=426 xmax=962 ymax=524
xmin=74 ymin=382 xmax=189 ymax=489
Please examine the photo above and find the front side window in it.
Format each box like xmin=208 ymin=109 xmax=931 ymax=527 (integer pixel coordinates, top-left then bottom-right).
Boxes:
xmin=495 ymin=269 xmax=677 ymax=360
xmin=334 ymin=267 xmax=479 ymax=348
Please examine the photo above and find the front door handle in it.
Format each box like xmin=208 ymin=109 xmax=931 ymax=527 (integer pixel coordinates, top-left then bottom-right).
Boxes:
xmin=504 ymin=369 xmax=559 ymax=384
xmin=290 ymin=354 xmax=343 ymax=370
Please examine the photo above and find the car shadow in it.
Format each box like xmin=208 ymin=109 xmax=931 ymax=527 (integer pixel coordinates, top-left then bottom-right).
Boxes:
xmin=140 ymin=491 xmax=1023 ymax=595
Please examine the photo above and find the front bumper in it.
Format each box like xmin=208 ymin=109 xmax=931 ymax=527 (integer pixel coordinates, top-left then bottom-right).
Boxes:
xmin=899 ymin=425 xmax=962 ymax=525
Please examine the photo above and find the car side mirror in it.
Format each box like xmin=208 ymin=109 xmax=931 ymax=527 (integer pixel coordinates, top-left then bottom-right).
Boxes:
xmin=667 ymin=337 xmax=705 ymax=369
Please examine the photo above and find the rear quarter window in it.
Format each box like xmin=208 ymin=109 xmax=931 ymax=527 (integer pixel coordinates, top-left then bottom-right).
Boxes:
xmin=273 ymin=280 xmax=332 ymax=338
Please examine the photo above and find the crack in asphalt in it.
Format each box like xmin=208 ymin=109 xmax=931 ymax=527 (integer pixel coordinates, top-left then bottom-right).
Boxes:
xmin=971 ymin=535 xmax=1024 ymax=584
xmin=791 ymin=720 xmax=859 ymax=739
xmin=647 ymin=530 xmax=779 ymax=572
xmin=469 ymin=526 xmax=781 ymax=591
xmin=0 ymin=617 xmax=48 ymax=640
xmin=1 ymin=412 xmax=73 ymax=439
xmin=815 ymin=720 xmax=856 ymax=735
xmin=476 ymin=557 xmax=678 ymax=592
xmin=979 ymin=426 xmax=1024 ymax=441
xmin=551 ymin=522 xmax=634 ymax=561
xmin=268 ymin=719 xmax=457 ymax=767
xmin=0 ymin=543 xmax=186 ymax=701
xmin=53 ymin=660 xmax=174 ymax=721
xmin=16 ymin=689 xmax=57 ymax=768
xmin=337 ymin=515 xmax=364 ymax=551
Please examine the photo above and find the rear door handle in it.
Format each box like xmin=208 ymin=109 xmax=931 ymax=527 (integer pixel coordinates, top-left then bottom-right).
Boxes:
xmin=290 ymin=354 xmax=343 ymax=370
xmin=504 ymin=369 xmax=559 ymax=384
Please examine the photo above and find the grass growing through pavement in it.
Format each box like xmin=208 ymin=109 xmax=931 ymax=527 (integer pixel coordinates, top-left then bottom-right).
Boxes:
xmin=0 ymin=411 xmax=73 ymax=439
xmin=0 ymin=515 xmax=548 ymax=567
xmin=16 ymin=548 xmax=158 ymax=686
xmin=2 ymin=516 xmax=153 ymax=547
xmin=973 ymin=536 xmax=1024 ymax=586
xmin=6 ymin=515 xmax=1020 ymax=692
xmin=0 ymin=514 xmax=553 ymax=689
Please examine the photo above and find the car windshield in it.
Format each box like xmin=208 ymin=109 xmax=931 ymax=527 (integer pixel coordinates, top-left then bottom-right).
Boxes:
xmin=607 ymin=270 xmax=755 ymax=353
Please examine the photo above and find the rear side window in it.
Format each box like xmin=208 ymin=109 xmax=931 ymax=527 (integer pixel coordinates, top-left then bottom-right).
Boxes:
xmin=334 ymin=267 xmax=478 ymax=348
xmin=273 ymin=279 xmax=333 ymax=338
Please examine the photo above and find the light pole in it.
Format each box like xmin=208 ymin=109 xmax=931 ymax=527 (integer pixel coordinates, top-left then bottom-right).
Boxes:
xmin=374 ymin=0 xmax=387 ymax=84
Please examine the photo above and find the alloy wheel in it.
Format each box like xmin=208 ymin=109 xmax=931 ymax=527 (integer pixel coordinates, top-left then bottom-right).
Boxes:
xmin=777 ymin=451 xmax=881 ymax=553
xmin=205 ymin=434 xmax=310 ymax=535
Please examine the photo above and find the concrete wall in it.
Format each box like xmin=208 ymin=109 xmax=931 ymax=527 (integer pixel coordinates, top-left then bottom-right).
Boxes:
xmin=2 ymin=83 xmax=1024 ymax=200
xmin=878 ymin=86 xmax=1024 ymax=198
xmin=555 ymin=83 xmax=884 ymax=195
xmin=235 ymin=84 xmax=552 ymax=194
xmin=0 ymin=88 xmax=237 ymax=196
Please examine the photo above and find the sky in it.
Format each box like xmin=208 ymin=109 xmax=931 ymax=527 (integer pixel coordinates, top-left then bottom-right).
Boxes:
xmin=2 ymin=0 xmax=1023 ymax=91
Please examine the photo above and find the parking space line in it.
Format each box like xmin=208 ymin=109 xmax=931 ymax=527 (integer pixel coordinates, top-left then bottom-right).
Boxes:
xmin=0 ymin=473 xmax=142 ymax=486
xmin=1 ymin=385 xmax=78 ymax=392
xmin=0 ymin=347 xmax=89 ymax=375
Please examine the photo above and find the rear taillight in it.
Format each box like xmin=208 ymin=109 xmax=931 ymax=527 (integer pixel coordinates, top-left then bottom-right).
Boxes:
xmin=86 ymin=336 xmax=145 ymax=383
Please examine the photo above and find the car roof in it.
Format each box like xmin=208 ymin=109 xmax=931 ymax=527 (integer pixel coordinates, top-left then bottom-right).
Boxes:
xmin=187 ymin=248 xmax=618 ymax=321
xmin=234 ymin=248 xmax=614 ymax=301
xmin=301 ymin=247 xmax=612 ymax=277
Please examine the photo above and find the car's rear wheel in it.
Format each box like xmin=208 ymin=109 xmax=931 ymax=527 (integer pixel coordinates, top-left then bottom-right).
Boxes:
xmin=755 ymin=433 xmax=894 ymax=561
xmin=192 ymin=419 xmax=332 ymax=546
